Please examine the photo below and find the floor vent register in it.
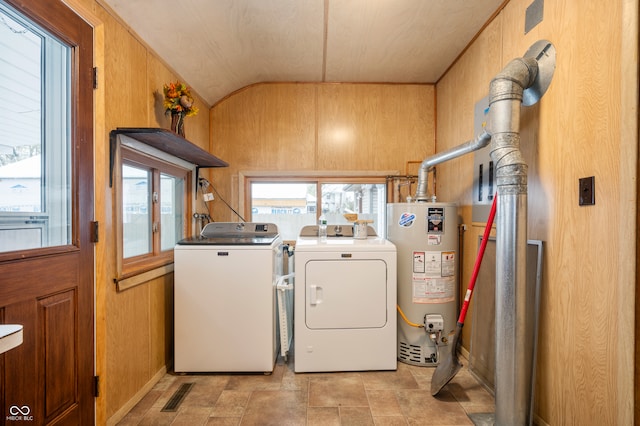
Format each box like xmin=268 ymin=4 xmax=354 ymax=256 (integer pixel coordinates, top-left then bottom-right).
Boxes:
xmin=161 ymin=382 xmax=194 ymax=412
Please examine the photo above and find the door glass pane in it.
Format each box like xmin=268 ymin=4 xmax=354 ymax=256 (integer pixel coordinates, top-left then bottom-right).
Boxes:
xmin=122 ymin=164 xmax=151 ymax=258
xmin=160 ymin=173 xmax=184 ymax=251
xmin=0 ymin=2 xmax=71 ymax=253
xmin=250 ymin=183 xmax=316 ymax=240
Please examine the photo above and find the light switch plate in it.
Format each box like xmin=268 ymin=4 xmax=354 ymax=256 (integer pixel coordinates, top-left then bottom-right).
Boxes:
xmin=579 ymin=176 xmax=595 ymax=206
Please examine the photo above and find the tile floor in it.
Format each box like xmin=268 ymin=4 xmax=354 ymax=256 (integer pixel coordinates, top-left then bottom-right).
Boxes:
xmin=117 ymin=350 xmax=495 ymax=426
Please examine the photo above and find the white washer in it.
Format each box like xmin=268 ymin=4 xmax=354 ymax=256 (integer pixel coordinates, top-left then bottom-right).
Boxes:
xmin=294 ymin=226 xmax=397 ymax=372
xmin=174 ymin=222 xmax=284 ymax=373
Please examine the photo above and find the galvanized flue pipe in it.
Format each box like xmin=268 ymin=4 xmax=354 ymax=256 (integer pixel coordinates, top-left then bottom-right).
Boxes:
xmin=488 ymin=56 xmax=538 ymax=426
xmin=414 ymin=130 xmax=491 ymax=201
xmin=413 ymin=40 xmax=555 ymax=426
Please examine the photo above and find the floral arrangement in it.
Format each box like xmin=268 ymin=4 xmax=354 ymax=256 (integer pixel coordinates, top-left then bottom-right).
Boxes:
xmin=163 ymin=81 xmax=199 ymax=117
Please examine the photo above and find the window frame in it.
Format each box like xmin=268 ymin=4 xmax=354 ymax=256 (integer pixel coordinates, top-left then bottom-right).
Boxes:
xmin=242 ymin=172 xmax=390 ymax=242
xmin=0 ymin=1 xmax=72 ymax=256
xmin=116 ymin=144 xmax=193 ymax=279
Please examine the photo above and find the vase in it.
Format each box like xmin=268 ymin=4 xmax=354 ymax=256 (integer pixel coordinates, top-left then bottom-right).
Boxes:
xmin=171 ymin=112 xmax=185 ymax=137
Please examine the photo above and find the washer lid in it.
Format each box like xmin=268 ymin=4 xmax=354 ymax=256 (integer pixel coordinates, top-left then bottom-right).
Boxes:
xmin=178 ymin=222 xmax=280 ymax=245
xmin=203 ymin=222 xmax=277 ymax=237
xmin=177 ymin=236 xmax=279 ymax=246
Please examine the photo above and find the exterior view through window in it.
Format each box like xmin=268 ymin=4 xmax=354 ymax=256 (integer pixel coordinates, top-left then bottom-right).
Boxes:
xmin=120 ymin=147 xmax=188 ymax=273
xmin=122 ymin=164 xmax=151 ymax=258
xmin=0 ymin=3 xmax=71 ymax=253
xmin=249 ymin=180 xmax=386 ymax=241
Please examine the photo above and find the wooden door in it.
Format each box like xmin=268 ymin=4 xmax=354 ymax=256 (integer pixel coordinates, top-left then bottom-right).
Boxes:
xmin=0 ymin=0 xmax=94 ymax=424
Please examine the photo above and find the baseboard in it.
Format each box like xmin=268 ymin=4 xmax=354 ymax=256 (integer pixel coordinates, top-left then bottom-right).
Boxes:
xmin=459 ymin=345 xmax=470 ymax=361
xmin=106 ymin=365 xmax=167 ymax=426
xmin=533 ymin=414 xmax=550 ymax=426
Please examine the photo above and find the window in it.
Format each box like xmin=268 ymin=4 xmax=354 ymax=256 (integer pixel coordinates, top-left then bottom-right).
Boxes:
xmin=247 ymin=177 xmax=387 ymax=241
xmin=0 ymin=2 xmax=71 ymax=253
xmin=119 ymin=146 xmax=190 ymax=276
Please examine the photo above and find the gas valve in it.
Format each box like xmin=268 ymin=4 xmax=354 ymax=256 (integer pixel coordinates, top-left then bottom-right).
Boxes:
xmin=424 ymin=314 xmax=444 ymax=333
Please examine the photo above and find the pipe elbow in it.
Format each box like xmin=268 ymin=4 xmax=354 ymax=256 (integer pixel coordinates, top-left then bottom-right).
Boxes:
xmin=494 ymin=57 xmax=539 ymax=89
xmin=489 ymin=58 xmax=539 ymax=105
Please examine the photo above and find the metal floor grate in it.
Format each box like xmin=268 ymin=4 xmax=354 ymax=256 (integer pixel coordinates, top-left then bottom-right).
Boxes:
xmin=161 ymin=382 xmax=194 ymax=412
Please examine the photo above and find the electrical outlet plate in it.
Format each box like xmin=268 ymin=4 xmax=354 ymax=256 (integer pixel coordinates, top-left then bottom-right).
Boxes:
xmin=203 ymin=193 xmax=214 ymax=202
xmin=579 ymin=176 xmax=595 ymax=206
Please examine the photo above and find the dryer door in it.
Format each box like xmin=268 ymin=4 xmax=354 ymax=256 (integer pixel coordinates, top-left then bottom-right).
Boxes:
xmin=305 ymin=259 xmax=388 ymax=329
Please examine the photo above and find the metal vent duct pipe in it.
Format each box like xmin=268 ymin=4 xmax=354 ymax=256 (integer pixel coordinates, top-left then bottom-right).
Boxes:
xmin=414 ymin=130 xmax=491 ymax=201
xmin=490 ymin=40 xmax=555 ymax=426
xmin=414 ymin=40 xmax=555 ymax=425
xmin=489 ymin=56 xmax=538 ymax=426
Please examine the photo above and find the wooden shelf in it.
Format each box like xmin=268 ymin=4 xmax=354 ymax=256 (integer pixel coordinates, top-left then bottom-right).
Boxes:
xmin=109 ymin=128 xmax=228 ymax=186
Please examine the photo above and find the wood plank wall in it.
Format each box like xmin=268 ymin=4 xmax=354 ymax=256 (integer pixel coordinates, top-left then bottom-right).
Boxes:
xmin=436 ymin=0 xmax=637 ymax=424
xmin=208 ymin=83 xmax=436 ymax=222
xmin=75 ymin=1 xmax=213 ymax=424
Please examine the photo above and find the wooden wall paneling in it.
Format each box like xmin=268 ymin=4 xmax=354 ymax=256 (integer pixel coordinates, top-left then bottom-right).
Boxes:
xmin=436 ymin=0 xmax=635 ymax=424
xmin=146 ymin=53 xmax=211 ymax=149
xmin=621 ymin=1 xmax=639 ymax=424
xmin=101 ymin=11 xmax=150 ymax=420
xmin=316 ymin=84 xmax=376 ymax=170
xmin=501 ymin=0 xmax=626 ymax=424
xmin=149 ymin=274 xmax=174 ymax=372
xmin=210 ymin=82 xmax=436 ymax=221
xmin=317 ymin=84 xmax=436 ymax=172
xmin=435 ymin=22 xmax=502 ymax=203
xmin=145 ymin=53 xmax=170 ymax=130
xmin=102 ymin=13 xmax=147 ymax=127
xmin=435 ymin=16 xmax=503 ymax=351
xmin=210 ymin=84 xmax=318 ymax=221
xmin=95 ymin=3 xmax=214 ymax=421
xmin=212 ymin=84 xmax=317 ymax=170
xmin=105 ymin=283 xmax=151 ymax=418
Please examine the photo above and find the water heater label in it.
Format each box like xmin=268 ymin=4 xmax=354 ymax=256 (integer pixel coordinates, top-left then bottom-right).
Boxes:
xmin=413 ymin=251 xmax=425 ymax=273
xmin=412 ymin=277 xmax=455 ymax=303
xmin=424 ymin=252 xmax=443 ymax=277
xmin=426 ymin=207 xmax=444 ymax=233
xmin=398 ymin=212 xmax=416 ymax=227
xmin=441 ymin=251 xmax=455 ymax=277
xmin=428 ymin=235 xmax=441 ymax=245
xmin=411 ymin=250 xmax=456 ymax=303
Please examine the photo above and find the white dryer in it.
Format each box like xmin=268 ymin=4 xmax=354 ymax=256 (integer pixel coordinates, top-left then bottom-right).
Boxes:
xmin=294 ymin=226 xmax=397 ymax=372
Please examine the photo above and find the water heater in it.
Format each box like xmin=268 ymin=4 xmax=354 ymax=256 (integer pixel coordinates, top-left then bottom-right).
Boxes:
xmin=387 ymin=202 xmax=458 ymax=366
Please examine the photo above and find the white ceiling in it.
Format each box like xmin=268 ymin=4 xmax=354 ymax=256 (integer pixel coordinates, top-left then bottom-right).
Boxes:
xmin=102 ymin=0 xmax=505 ymax=106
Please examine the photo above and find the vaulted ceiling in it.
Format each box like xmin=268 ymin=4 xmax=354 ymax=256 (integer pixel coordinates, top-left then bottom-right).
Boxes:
xmin=102 ymin=0 xmax=506 ymax=105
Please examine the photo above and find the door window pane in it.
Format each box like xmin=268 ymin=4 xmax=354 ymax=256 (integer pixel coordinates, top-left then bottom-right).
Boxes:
xmin=122 ymin=164 xmax=151 ymax=258
xmin=0 ymin=3 xmax=71 ymax=253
